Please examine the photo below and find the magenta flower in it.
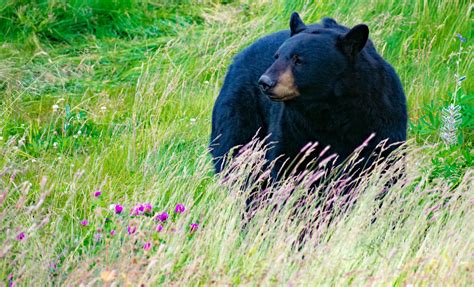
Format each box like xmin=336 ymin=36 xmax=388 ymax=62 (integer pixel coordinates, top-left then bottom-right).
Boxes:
xmin=130 ymin=208 xmax=139 ymax=216
xmin=80 ymin=220 xmax=88 ymax=226
xmin=110 ymin=230 xmax=116 ymax=236
xmin=175 ymin=203 xmax=185 ymax=214
xmin=16 ymin=232 xmax=25 ymax=241
xmin=94 ymin=233 xmax=101 ymax=242
xmin=127 ymin=225 xmax=136 ymax=235
xmin=94 ymin=190 xmax=102 ymax=198
xmin=190 ymin=223 xmax=199 ymax=232
xmin=144 ymin=203 xmax=153 ymax=214
xmin=143 ymin=242 xmax=151 ymax=251
xmin=156 ymin=224 xmax=163 ymax=232
xmin=155 ymin=212 xmax=169 ymax=222
xmin=130 ymin=204 xmax=144 ymax=216
xmin=115 ymin=204 xmax=123 ymax=214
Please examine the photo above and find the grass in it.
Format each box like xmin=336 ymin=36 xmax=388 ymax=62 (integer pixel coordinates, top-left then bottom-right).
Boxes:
xmin=0 ymin=0 xmax=472 ymax=285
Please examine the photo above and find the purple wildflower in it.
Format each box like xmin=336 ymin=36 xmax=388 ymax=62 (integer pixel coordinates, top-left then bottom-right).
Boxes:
xmin=130 ymin=207 xmax=139 ymax=216
xmin=457 ymin=33 xmax=467 ymax=43
xmin=130 ymin=204 xmax=144 ymax=216
xmin=94 ymin=190 xmax=102 ymax=198
xmin=127 ymin=225 xmax=136 ymax=235
xmin=94 ymin=233 xmax=101 ymax=242
xmin=155 ymin=212 xmax=169 ymax=222
xmin=80 ymin=220 xmax=88 ymax=226
xmin=114 ymin=204 xmax=123 ymax=214
xmin=16 ymin=232 xmax=25 ymax=241
xmin=8 ymin=274 xmax=14 ymax=287
xmin=143 ymin=242 xmax=151 ymax=251
xmin=175 ymin=203 xmax=185 ymax=214
xmin=190 ymin=223 xmax=199 ymax=232
xmin=110 ymin=230 xmax=116 ymax=236
xmin=144 ymin=203 xmax=153 ymax=214
xmin=156 ymin=224 xmax=163 ymax=232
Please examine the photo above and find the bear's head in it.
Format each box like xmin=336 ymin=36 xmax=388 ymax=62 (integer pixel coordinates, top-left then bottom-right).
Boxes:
xmin=258 ymin=12 xmax=369 ymax=102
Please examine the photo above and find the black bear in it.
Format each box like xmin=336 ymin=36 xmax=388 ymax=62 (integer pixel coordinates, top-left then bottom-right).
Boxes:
xmin=210 ymin=12 xmax=407 ymax=180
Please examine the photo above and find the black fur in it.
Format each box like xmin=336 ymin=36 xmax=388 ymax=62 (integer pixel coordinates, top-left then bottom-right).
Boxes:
xmin=210 ymin=13 xmax=407 ymax=180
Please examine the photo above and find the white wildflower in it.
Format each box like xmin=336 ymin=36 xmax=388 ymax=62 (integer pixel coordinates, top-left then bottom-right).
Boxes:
xmin=440 ymin=35 xmax=465 ymax=147
xmin=440 ymin=104 xmax=462 ymax=146
xmin=52 ymin=104 xmax=59 ymax=112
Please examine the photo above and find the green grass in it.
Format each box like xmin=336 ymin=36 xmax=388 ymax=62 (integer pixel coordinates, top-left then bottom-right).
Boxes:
xmin=0 ymin=0 xmax=472 ymax=285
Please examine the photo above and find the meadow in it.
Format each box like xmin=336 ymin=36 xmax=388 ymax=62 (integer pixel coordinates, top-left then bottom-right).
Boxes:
xmin=0 ymin=0 xmax=472 ymax=285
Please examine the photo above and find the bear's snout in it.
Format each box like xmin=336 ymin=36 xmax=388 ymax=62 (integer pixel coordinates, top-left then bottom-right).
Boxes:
xmin=258 ymin=75 xmax=276 ymax=93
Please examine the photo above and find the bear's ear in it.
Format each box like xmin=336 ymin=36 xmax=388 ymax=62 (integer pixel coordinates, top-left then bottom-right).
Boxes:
xmin=339 ymin=24 xmax=369 ymax=56
xmin=290 ymin=12 xmax=307 ymax=36
xmin=321 ymin=17 xmax=338 ymax=28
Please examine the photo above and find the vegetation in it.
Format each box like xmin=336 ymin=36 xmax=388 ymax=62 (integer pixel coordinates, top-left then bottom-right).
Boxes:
xmin=0 ymin=0 xmax=472 ymax=285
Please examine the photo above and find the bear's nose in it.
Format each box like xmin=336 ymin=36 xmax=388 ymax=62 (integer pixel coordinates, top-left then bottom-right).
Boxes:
xmin=258 ymin=75 xmax=276 ymax=92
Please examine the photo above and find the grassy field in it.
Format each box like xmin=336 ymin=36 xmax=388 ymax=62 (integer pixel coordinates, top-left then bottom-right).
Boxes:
xmin=1 ymin=0 xmax=473 ymax=285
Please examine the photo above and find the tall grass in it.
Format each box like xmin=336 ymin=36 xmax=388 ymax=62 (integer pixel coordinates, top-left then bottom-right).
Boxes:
xmin=1 ymin=136 xmax=472 ymax=285
xmin=0 ymin=0 xmax=472 ymax=285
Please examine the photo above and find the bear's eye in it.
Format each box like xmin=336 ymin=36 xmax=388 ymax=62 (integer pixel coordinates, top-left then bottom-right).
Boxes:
xmin=292 ymin=55 xmax=302 ymax=65
xmin=274 ymin=53 xmax=279 ymax=60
